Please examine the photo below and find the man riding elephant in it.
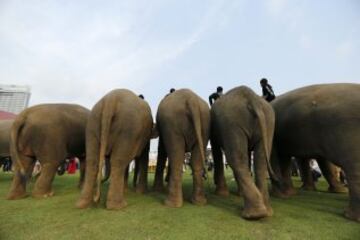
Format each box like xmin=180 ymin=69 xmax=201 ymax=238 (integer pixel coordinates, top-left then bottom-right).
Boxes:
xmin=7 ymin=104 xmax=90 ymax=199
xmin=76 ymin=89 xmax=153 ymax=210
xmin=270 ymin=83 xmax=360 ymax=222
xmin=211 ymin=86 xmax=277 ymax=220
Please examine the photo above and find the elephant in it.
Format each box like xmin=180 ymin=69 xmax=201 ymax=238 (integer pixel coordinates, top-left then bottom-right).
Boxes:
xmin=153 ymin=89 xmax=210 ymax=207
xmin=76 ymin=89 xmax=153 ymax=210
xmin=0 ymin=120 xmax=13 ymax=171
xmin=270 ymin=83 xmax=360 ymax=222
xmin=297 ymin=158 xmax=347 ymax=193
xmin=211 ymin=86 xmax=277 ymax=219
xmin=7 ymin=104 xmax=90 ymax=199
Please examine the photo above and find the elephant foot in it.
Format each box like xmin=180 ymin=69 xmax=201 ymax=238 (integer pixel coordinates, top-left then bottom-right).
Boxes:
xmin=76 ymin=198 xmax=93 ymax=209
xmin=301 ymin=184 xmax=316 ymax=191
xmin=215 ymin=186 xmax=229 ymax=197
xmin=164 ymin=197 xmax=183 ymax=208
xmin=241 ymin=205 xmax=271 ymax=220
xmin=32 ymin=191 xmax=54 ymax=199
xmin=328 ymin=185 xmax=348 ymax=194
xmin=191 ymin=195 xmax=207 ymax=206
xmin=344 ymin=207 xmax=360 ymax=222
xmin=6 ymin=191 xmax=28 ymax=200
xmin=106 ymin=200 xmax=128 ymax=210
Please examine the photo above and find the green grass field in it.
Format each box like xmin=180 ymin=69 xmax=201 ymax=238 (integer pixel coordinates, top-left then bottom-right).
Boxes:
xmin=0 ymin=170 xmax=359 ymax=240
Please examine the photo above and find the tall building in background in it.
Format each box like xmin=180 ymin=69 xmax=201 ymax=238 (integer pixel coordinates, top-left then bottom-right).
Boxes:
xmin=0 ymin=84 xmax=31 ymax=114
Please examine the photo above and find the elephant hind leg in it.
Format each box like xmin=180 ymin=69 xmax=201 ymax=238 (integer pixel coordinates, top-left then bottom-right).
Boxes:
xmin=106 ymin=142 xmax=137 ymax=210
xmin=253 ymin=144 xmax=273 ymax=217
xmin=32 ymin=162 xmax=59 ymax=198
xmin=227 ymin=143 xmax=269 ymax=220
xmin=106 ymin=164 xmax=128 ymax=210
xmin=135 ymin=142 xmax=150 ymax=194
xmin=164 ymin=137 xmax=185 ymax=208
xmin=211 ymin=136 xmax=229 ymax=197
xmin=278 ymin=155 xmax=297 ymax=196
xmin=7 ymin=155 xmax=35 ymax=200
xmin=299 ymin=158 xmax=317 ymax=191
xmin=76 ymin=134 xmax=100 ymax=209
xmin=317 ymin=158 xmax=348 ymax=194
xmin=342 ymin=164 xmax=360 ymax=222
xmin=189 ymin=145 xmax=207 ymax=206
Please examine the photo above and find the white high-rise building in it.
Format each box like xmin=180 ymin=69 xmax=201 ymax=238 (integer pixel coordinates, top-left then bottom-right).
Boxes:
xmin=0 ymin=84 xmax=31 ymax=114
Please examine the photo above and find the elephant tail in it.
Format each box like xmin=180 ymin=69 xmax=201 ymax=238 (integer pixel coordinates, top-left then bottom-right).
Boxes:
xmin=94 ymin=100 xmax=114 ymax=203
xmin=187 ymin=99 xmax=206 ymax=170
xmin=10 ymin=113 xmax=26 ymax=176
xmin=250 ymin=100 xmax=281 ymax=186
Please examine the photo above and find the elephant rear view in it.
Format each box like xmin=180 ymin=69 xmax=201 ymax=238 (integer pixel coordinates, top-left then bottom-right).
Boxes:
xmin=76 ymin=89 xmax=153 ymax=210
xmin=154 ymin=89 xmax=210 ymax=207
xmin=7 ymin=104 xmax=90 ymax=199
xmin=270 ymin=83 xmax=360 ymax=222
xmin=211 ymin=86 xmax=276 ymax=220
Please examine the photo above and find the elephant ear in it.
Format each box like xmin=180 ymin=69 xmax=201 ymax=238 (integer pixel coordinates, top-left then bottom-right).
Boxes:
xmin=150 ymin=123 xmax=159 ymax=139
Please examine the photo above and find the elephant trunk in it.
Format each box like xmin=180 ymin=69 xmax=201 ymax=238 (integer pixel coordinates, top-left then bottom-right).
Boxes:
xmin=94 ymin=100 xmax=114 ymax=203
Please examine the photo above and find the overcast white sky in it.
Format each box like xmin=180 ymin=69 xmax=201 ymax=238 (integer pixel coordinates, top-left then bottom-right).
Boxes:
xmin=1 ymin=0 xmax=359 ymax=114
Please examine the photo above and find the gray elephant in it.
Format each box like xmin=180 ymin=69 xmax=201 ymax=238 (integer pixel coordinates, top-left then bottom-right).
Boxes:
xmin=0 ymin=120 xmax=13 ymax=171
xmin=153 ymin=89 xmax=210 ymax=207
xmin=270 ymin=83 xmax=360 ymax=222
xmin=76 ymin=89 xmax=153 ymax=210
xmin=211 ymin=86 xmax=277 ymax=219
xmin=7 ymin=104 xmax=90 ymax=199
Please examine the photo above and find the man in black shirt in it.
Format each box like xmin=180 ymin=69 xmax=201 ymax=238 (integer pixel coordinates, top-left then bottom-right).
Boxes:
xmin=260 ymin=78 xmax=275 ymax=102
xmin=209 ymin=86 xmax=223 ymax=106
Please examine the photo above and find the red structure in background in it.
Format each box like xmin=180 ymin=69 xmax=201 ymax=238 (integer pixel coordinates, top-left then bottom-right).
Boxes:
xmin=67 ymin=158 xmax=77 ymax=174
xmin=0 ymin=111 xmax=17 ymax=120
